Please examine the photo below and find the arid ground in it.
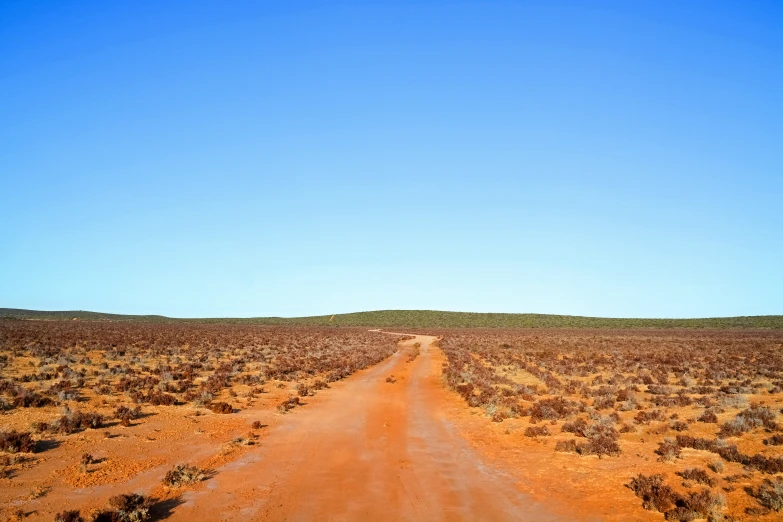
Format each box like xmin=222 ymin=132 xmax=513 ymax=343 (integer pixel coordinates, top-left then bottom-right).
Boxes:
xmin=2 ymin=320 xmax=783 ymax=521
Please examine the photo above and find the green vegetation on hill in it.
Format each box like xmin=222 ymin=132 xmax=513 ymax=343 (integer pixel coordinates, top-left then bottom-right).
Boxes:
xmin=1 ymin=308 xmax=782 ymax=328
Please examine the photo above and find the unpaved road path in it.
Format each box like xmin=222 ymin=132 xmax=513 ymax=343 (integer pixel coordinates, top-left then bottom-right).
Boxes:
xmin=170 ymin=333 xmax=568 ymax=521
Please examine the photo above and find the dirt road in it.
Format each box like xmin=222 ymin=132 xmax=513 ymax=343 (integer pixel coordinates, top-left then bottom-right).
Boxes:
xmin=168 ymin=333 xmax=568 ymax=521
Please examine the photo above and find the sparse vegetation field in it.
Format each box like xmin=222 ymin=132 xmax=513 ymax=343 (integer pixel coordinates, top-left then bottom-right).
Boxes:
xmin=0 ymin=320 xmax=403 ymax=521
xmin=438 ymin=328 xmax=783 ymax=520
xmin=4 ymin=318 xmax=783 ymax=520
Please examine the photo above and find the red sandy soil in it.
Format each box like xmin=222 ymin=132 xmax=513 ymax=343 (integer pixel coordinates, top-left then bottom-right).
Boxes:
xmin=3 ymin=332 xmax=704 ymax=521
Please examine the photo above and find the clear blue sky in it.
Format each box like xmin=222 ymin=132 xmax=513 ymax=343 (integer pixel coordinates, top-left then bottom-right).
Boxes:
xmin=1 ymin=1 xmax=781 ymax=318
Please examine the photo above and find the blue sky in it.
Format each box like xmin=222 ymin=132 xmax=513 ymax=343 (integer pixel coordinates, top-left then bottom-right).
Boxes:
xmin=1 ymin=1 xmax=781 ymax=318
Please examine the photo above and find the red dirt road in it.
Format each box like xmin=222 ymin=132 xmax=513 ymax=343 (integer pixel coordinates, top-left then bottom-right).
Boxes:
xmin=169 ymin=334 xmax=570 ymax=521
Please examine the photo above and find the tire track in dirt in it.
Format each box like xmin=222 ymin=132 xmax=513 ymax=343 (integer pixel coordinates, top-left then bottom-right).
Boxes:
xmin=168 ymin=333 xmax=570 ymax=521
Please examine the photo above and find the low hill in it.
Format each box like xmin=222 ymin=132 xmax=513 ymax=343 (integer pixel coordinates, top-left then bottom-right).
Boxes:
xmin=1 ymin=308 xmax=781 ymax=328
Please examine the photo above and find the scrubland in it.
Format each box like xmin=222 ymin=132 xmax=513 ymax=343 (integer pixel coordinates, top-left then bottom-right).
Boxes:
xmin=3 ymin=318 xmax=783 ymax=521
xmin=0 ymin=320 xmax=403 ymax=521
xmin=439 ymin=328 xmax=783 ymax=521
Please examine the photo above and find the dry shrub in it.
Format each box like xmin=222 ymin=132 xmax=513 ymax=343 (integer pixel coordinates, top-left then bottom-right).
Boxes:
xmin=656 ymin=438 xmax=681 ymax=462
xmin=576 ymin=435 xmax=621 ymax=458
xmin=209 ymin=402 xmax=233 ymax=414
xmin=31 ymin=421 xmax=49 ymax=433
xmin=754 ymin=477 xmax=783 ymax=512
xmin=561 ymin=417 xmax=588 ymax=437
xmin=664 ymin=489 xmax=725 ymax=521
xmin=114 ymin=405 xmax=142 ymax=427
xmin=52 ymin=411 xmax=104 ymax=434
xmin=0 ymin=430 xmax=35 ymax=453
xmin=524 ymin=426 xmax=550 ymax=438
xmin=13 ymin=392 xmax=55 ymax=408
xmin=491 ymin=409 xmax=509 ymax=423
xmin=675 ymin=434 xmax=783 ymax=474
xmin=277 ymin=396 xmax=300 ymax=413
xmin=764 ymin=434 xmax=783 ymax=446
xmin=719 ymin=405 xmax=777 ymax=438
xmin=92 ymin=493 xmax=151 ymax=522
xmin=676 ymin=468 xmax=716 ymax=487
xmin=697 ymin=410 xmax=718 ymax=423
xmin=529 ymin=397 xmax=582 ymax=423
xmin=635 ymin=410 xmax=666 ymax=425
xmin=80 ymin=453 xmax=94 ymax=471
xmin=162 ymin=464 xmax=205 ymax=487
xmin=555 ymin=439 xmax=577 ymax=453
xmin=54 ymin=511 xmax=84 ymax=522
xmin=146 ymin=391 xmax=176 ymax=406
xmin=628 ymin=474 xmax=678 ymax=513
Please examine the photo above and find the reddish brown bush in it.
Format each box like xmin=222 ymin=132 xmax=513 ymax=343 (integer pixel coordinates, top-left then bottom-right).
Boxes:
xmin=655 ymin=438 xmax=681 ymax=462
xmin=52 ymin=411 xmax=104 ymax=434
xmin=664 ymin=489 xmax=725 ymax=521
xmin=555 ymin=439 xmax=577 ymax=453
xmin=209 ymin=402 xmax=233 ymax=414
xmin=576 ymin=435 xmax=621 ymax=458
xmin=676 ymin=468 xmax=716 ymax=487
xmin=524 ymin=426 xmax=550 ymax=438
xmin=0 ymin=430 xmax=35 ymax=453
xmin=628 ymin=474 xmax=678 ymax=513
xmin=529 ymin=397 xmax=583 ymax=423
xmin=561 ymin=417 xmax=588 ymax=437
xmin=635 ymin=410 xmax=666 ymax=425
xmin=277 ymin=396 xmax=300 ymax=412
xmin=54 ymin=511 xmax=84 ymax=522
xmin=146 ymin=391 xmax=176 ymax=406
xmin=764 ymin=434 xmax=783 ymax=446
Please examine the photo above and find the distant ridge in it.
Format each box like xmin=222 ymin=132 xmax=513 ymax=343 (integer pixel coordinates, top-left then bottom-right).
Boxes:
xmin=1 ymin=308 xmax=781 ymax=329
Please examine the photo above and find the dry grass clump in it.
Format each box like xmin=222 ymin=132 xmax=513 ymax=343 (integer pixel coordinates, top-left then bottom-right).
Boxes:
xmin=58 ymin=493 xmax=153 ymax=522
xmin=162 ymin=464 xmax=205 ymax=487
xmin=92 ymin=493 xmax=152 ymax=522
xmin=753 ymin=477 xmax=783 ymax=512
xmin=718 ymin=404 xmax=777 ymax=437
